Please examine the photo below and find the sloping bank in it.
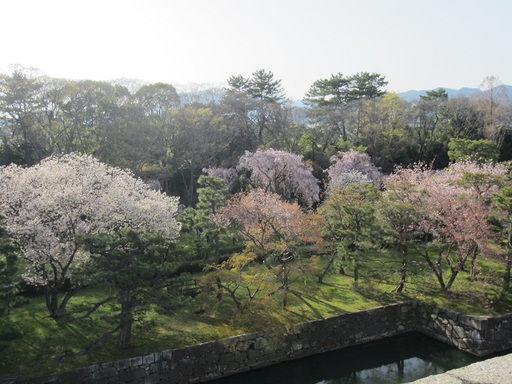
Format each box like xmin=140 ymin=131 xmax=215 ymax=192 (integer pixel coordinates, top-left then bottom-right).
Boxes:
xmin=4 ymin=301 xmax=512 ymax=384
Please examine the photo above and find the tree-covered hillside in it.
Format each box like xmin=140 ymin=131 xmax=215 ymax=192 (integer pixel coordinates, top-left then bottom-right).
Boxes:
xmin=2 ymin=66 xmax=511 ymax=204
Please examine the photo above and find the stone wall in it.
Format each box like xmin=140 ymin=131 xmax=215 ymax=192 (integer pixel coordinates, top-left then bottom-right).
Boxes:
xmin=4 ymin=302 xmax=512 ymax=384
xmin=415 ymin=303 xmax=512 ymax=356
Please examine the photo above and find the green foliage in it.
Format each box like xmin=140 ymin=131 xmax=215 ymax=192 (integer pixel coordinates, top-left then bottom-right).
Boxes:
xmin=420 ymin=88 xmax=449 ymax=101
xmin=318 ymin=183 xmax=381 ymax=282
xmin=227 ymin=69 xmax=285 ymax=103
xmin=1 ymin=240 xmax=511 ymax=378
xmin=304 ymin=72 xmax=387 ymax=107
xmin=448 ymin=138 xmax=500 ymax=163
xmin=0 ymin=216 xmax=27 ymax=318
xmin=77 ymin=229 xmax=187 ymax=349
xmin=178 ymin=175 xmax=230 ymax=262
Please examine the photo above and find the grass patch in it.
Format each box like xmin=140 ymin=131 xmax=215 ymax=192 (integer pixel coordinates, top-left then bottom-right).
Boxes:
xmin=2 ymin=248 xmax=512 ymax=379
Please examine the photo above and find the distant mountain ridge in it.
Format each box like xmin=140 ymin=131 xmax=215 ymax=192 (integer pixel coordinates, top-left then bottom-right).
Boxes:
xmin=398 ymin=85 xmax=512 ymax=101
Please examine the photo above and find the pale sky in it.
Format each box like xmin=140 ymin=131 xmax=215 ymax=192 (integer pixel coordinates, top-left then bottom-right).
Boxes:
xmin=1 ymin=0 xmax=511 ymax=100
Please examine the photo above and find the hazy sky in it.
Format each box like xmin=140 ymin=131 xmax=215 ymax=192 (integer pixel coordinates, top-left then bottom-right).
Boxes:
xmin=2 ymin=0 xmax=510 ymax=100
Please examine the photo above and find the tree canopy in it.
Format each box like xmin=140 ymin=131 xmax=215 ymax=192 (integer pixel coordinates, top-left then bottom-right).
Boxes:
xmin=0 ymin=153 xmax=181 ymax=317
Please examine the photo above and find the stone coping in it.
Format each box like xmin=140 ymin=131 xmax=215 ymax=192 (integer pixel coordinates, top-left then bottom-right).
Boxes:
xmin=408 ymin=353 xmax=512 ymax=384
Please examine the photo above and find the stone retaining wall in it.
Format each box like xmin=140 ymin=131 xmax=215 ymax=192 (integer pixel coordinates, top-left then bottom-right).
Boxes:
xmin=415 ymin=304 xmax=512 ymax=356
xmin=4 ymin=302 xmax=512 ymax=384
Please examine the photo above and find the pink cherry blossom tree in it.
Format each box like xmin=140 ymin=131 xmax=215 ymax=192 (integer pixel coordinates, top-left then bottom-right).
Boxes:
xmin=214 ymin=189 xmax=320 ymax=306
xmin=236 ymin=149 xmax=320 ymax=208
xmin=383 ymin=160 xmax=506 ymax=291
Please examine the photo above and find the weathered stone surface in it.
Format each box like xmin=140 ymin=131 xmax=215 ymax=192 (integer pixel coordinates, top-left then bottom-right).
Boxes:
xmin=91 ymin=366 xmax=118 ymax=381
xmin=409 ymin=353 xmax=512 ymax=384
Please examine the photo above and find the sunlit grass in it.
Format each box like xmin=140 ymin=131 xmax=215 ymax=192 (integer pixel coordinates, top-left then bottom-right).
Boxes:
xmin=2 ymin=247 xmax=511 ymax=379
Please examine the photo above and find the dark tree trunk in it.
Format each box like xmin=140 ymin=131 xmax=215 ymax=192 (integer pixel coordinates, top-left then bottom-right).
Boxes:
xmin=470 ymin=245 xmax=478 ymax=282
xmin=446 ymin=256 xmax=466 ymax=292
xmin=281 ymin=260 xmax=289 ymax=307
xmin=318 ymin=255 xmax=335 ymax=283
xmin=503 ymin=256 xmax=511 ymax=292
xmin=394 ymin=243 xmax=408 ymax=293
xmin=117 ymin=290 xmax=133 ymax=349
xmin=45 ymin=286 xmax=60 ymax=318
xmin=419 ymin=247 xmax=446 ymax=291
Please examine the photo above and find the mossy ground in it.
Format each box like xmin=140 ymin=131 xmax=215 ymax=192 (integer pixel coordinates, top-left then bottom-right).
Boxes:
xmin=2 ymin=247 xmax=511 ymax=379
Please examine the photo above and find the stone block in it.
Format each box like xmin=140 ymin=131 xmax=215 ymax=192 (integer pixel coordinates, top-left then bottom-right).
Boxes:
xmin=130 ymin=356 xmax=144 ymax=367
xmin=113 ymin=358 xmax=131 ymax=371
xmin=171 ymin=347 xmax=189 ymax=362
xmin=118 ymin=367 xmax=135 ymax=381
xmin=144 ymin=374 xmax=161 ymax=384
xmin=247 ymin=348 xmax=260 ymax=361
xmin=161 ymin=349 xmax=173 ymax=361
xmin=91 ymin=367 xmax=118 ymax=381
xmin=254 ymin=336 xmax=268 ymax=350
xmin=143 ymin=353 xmax=156 ymax=365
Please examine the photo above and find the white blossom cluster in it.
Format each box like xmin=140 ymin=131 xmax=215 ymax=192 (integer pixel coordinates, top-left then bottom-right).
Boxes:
xmin=0 ymin=153 xmax=181 ymax=285
xmin=327 ymin=149 xmax=382 ymax=192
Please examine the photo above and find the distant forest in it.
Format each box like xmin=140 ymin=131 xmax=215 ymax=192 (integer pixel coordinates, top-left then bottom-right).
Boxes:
xmin=1 ymin=66 xmax=511 ymax=206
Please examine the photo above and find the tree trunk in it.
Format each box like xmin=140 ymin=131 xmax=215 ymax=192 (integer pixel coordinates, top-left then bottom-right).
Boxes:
xmin=215 ymin=276 xmax=223 ymax=301
xmin=470 ymin=245 xmax=478 ymax=282
xmin=394 ymin=246 xmax=407 ymax=293
xmin=419 ymin=248 xmax=446 ymax=291
xmin=281 ymin=260 xmax=289 ymax=307
xmin=45 ymin=286 xmax=60 ymax=318
xmin=339 ymin=255 xmax=346 ymax=275
xmin=117 ymin=290 xmax=133 ymax=349
xmin=503 ymin=256 xmax=511 ymax=292
xmin=318 ymin=255 xmax=335 ymax=283
xmin=58 ymin=285 xmax=79 ymax=316
xmin=446 ymin=257 xmax=466 ymax=291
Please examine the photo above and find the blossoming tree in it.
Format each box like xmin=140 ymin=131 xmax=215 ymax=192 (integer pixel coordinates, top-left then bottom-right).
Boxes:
xmin=0 ymin=153 xmax=181 ymax=318
xmin=383 ymin=160 xmax=507 ymax=291
xmin=214 ymin=189 xmax=320 ymax=306
xmin=237 ymin=149 xmax=320 ymax=208
xmin=326 ymin=149 xmax=382 ymax=192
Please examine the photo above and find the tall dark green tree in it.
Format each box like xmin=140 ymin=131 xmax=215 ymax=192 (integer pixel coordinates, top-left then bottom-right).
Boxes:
xmin=227 ymin=69 xmax=285 ymax=103
xmin=304 ymin=72 xmax=387 ymax=145
xmin=318 ymin=183 xmax=381 ymax=283
xmin=0 ymin=65 xmax=48 ymax=165
xmin=78 ymin=229 xmax=185 ymax=350
xmin=411 ymin=88 xmax=449 ymax=166
xmin=448 ymin=138 xmax=500 ymax=163
xmin=179 ymin=175 xmax=230 ymax=262
xmin=227 ymin=69 xmax=287 ymax=145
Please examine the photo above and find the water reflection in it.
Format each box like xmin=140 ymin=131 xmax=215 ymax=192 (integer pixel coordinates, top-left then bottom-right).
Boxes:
xmin=210 ymin=332 xmax=487 ymax=384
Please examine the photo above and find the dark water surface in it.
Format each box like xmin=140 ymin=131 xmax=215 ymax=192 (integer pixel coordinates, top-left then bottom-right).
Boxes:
xmin=209 ymin=332 xmax=495 ymax=384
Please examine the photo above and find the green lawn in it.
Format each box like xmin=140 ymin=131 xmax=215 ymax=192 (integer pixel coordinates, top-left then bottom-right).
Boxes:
xmin=2 ymin=247 xmax=511 ymax=379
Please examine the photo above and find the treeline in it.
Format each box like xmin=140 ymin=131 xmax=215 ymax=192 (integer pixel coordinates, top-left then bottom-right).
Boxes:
xmin=1 ymin=65 xmax=511 ymax=205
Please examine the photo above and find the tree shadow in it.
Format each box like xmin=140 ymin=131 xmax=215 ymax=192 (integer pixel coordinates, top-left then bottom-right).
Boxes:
xmin=289 ymin=290 xmax=345 ymax=319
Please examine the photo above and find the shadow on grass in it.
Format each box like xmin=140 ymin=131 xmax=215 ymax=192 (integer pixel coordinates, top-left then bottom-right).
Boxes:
xmin=289 ymin=290 xmax=346 ymax=319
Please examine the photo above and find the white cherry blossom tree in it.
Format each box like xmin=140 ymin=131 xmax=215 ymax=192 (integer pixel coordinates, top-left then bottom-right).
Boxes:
xmin=327 ymin=149 xmax=382 ymax=192
xmin=0 ymin=153 xmax=181 ymax=317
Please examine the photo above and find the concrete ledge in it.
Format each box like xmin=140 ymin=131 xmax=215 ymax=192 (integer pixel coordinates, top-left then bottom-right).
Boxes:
xmin=408 ymin=353 xmax=512 ymax=384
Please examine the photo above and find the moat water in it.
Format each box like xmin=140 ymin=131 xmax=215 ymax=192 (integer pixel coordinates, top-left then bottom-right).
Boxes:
xmin=209 ymin=332 xmax=489 ymax=383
